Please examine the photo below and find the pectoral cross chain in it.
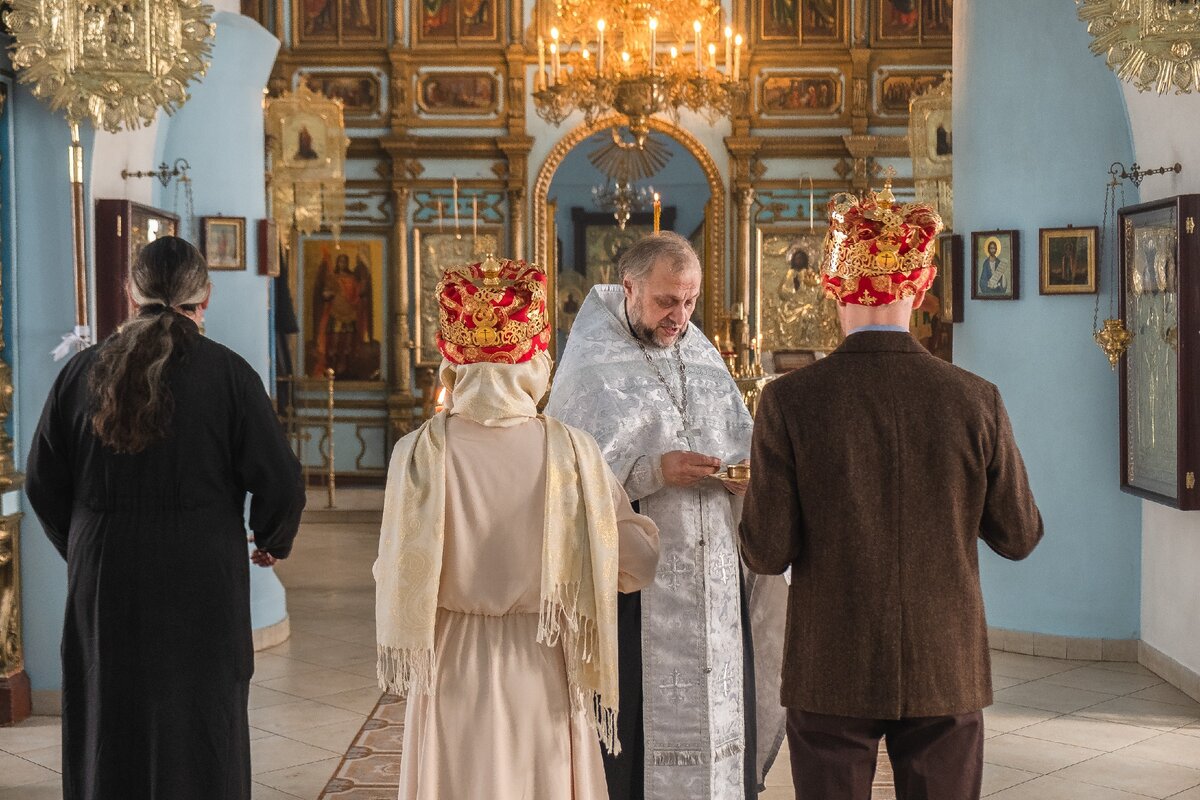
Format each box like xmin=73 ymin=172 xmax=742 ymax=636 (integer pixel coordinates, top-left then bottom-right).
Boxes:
xmin=635 ymin=338 xmax=699 ymax=447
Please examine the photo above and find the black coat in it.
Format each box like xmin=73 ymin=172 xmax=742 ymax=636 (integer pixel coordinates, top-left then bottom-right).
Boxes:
xmin=26 ymin=320 xmax=306 ymax=800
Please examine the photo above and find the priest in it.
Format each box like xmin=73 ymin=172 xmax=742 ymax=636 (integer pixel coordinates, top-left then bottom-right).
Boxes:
xmin=545 ymin=231 xmax=763 ymax=799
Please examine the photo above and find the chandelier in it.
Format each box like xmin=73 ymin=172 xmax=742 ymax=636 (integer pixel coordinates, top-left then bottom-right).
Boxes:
xmin=533 ymin=0 xmax=748 ymax=147
xmin=1078 ymin=0 xmax=1200 ymax=93
xmin=593 ymin=180 xmax=656 ymax=229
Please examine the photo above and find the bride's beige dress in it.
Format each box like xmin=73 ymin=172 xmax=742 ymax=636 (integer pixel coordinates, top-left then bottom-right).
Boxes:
xmin=398 ymin=416 xmax=660 ymax=799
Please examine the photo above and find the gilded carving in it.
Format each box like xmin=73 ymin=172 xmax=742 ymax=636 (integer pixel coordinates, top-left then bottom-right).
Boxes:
xmin=266 ymin=84 xmax=349 ymax=238
xmin=908 ymin=72 xmax=952 ymax=230
xmin=1079 ymin=0 xmax=1200 ymax=94
xmin=0 ymin=515 xmax=25 ymax=678
xmin=5 ymin=0 xmax=215 ymax=132
xmin=757 ymin=229 xmax=841 ymax=353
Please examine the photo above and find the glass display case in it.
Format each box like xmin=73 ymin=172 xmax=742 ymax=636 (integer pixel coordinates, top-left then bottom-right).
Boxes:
xmin=94 ymin=200 xmax=179 ymax=341
xmin=1119 ymin=195 xmax=1200 ymax=510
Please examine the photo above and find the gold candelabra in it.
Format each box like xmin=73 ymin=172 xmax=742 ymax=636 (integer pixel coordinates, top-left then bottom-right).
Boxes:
xmin=715 ymin=327 xmax=774 ymax=418
xmin=324 ymin=369 xmax=336 ymax=509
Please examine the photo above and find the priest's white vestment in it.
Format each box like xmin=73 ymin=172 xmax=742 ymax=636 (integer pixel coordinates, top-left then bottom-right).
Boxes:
xmin=546 ymin=285 xmax=756 ymax=799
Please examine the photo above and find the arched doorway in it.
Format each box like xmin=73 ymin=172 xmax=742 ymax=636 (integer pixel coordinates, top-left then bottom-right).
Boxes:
xmin=532 ymin=115 xmax=728 ymax=342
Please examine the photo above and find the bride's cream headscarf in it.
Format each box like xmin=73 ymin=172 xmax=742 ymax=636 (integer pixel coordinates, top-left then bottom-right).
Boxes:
xmin=373 ymin=349 xmax=624 ymax=753
xmin=438 ymin=350 xmax=552 ymax=427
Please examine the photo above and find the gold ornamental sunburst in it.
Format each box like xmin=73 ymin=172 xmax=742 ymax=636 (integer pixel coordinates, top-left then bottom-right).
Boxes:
xmin=4 ymin=0 xmax=216 ymax=132
xmin=1078 ymin=0 xmax=1200 ymax=94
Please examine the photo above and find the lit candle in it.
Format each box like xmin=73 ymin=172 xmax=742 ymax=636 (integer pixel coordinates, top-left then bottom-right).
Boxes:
xmin=538 ymin=35 xmax=546 ymax=81
xmin=472 ymin=195 xmax=478 ymax=239
xmin=708 ymin=42 xmax=716 ymax=69
xmin=597 ymin=19 xmax=606 ymax=73
xmin=808 ymin=178 xmax=814 ymax=230
xmin=550 ymin=27 xmax=560 ymax=81
xmin=714 ymin=333 xmax=723 ymax=353
xmin=452 ymin=177 xmax=460 ymax=237
xmin=733 ymin=33 xmax=743 ymax=82
xmin=621 ymin=50 xmax=630 ymax=73
xmin=653 ymin=192 xmax=662 ymax=234
xmin=649 ymin=17 xmax=658 ymax=72
xmin=724 ymin=26 xmax=732 ymax=73
xmin=437 ymin=198 xmax=444 ymax=231
xmin=693 ymin=20 xmax=703 ymax=71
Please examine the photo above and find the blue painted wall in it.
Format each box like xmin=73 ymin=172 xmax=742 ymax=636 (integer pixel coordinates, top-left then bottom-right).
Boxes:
xmin=9 ymin=85 xmax=97 ymax=692
xmin=9 ymin=13 xmax=290 ymax=692
xmin=955 ymin=0 xmax=1142 ymax=638
xmin=155 ymin=12 xmax=287 ymax=633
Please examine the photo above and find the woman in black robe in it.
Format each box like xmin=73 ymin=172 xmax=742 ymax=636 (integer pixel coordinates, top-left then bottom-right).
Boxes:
xmin=25 ymin=236 xmax=306 ymax=800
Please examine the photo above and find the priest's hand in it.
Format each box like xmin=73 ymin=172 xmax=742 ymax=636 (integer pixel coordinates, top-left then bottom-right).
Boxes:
xmin=661 ymin=451 xmax=722 ymax=488
xmin=251 ymin=549 xmax=278 ymax=568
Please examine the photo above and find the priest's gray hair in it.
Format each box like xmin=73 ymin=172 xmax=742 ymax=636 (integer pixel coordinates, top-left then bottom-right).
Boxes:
xmin=618 ymin=231 xmax=702 ymax=283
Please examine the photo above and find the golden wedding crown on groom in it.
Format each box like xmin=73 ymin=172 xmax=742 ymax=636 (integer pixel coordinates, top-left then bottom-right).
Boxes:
xmin=435 ymin=255 xmax=551 ymax=365
xmin=820 ymin=171 xmax=944 ymax=307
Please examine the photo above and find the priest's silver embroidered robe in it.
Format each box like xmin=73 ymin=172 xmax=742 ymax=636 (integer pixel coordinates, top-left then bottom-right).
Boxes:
xmin=545 ymin=285 xmax=754 ymax=799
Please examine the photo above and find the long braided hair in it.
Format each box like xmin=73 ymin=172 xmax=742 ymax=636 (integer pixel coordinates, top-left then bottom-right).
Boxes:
xmin=89 ymin=236 xmax=210 ymax=454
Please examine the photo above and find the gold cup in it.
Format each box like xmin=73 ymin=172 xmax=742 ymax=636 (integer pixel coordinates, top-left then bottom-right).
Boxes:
xmin=726 ymin=463 xmax=750 ymax=481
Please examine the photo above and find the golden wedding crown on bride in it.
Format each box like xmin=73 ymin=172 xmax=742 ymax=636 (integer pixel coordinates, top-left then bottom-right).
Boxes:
xmin=435 ymin=254 xmax=551 ymax=365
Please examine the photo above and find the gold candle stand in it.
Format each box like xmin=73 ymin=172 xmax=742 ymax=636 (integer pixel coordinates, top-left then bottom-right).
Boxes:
xmin=324 ymin=369 xmax=336 ymax=509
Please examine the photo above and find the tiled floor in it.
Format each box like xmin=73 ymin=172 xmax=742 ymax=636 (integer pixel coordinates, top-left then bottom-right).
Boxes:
xmin=3 ymin=488 xmax=1200 ymax=799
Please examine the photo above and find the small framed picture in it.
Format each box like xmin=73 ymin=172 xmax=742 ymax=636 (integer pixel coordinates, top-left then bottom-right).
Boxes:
xmin=201 ymin=217 xmax=246 ymax=271
xmin=1039 ymin=226 xmax=1098 ymax=295
xmin=258 ymin=219 xmax=281 ymax=277
xmin=971 ymin=229 xmax=1020 ymax=301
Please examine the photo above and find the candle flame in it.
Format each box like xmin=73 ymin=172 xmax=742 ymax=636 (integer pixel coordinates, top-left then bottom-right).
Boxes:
xmin=550 ymin=26 xmax=559 ymax=40
xmin=670 ymin=46 xmax=678 ymax=58
xmin=734 ymin=33 xmax=743 ymax=45
xmin=693 ymin=19 xmax=702 ymax=32
xmin=649 ymin=16 xmax=658 ymax=30
xmin=597 ymin=18 xmax=605 ymax=31
xmin=724 ymin=26 xmax=732 ymax=38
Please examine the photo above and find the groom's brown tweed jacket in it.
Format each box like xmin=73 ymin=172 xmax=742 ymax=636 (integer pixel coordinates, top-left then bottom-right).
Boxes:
xmin=739 ymin=331 xmax=1043 ymax=719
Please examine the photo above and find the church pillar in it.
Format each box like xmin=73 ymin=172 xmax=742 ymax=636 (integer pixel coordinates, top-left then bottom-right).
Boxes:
xmin=387 ymin=180 xmax=416 ymax=446
xmin=0 ymin=84 xmax=30 ymax=725
xmin=498 ymin=136 xmax=533 ymax=262
xmin=735 ymin=187 xmax=755 ymax=334
xmin=509 ymin=188 xmax=526 ymax=260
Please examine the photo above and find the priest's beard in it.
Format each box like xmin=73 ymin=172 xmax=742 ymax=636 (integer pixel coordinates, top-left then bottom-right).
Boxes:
xmin=626 ymin=299 xmax=685 ymax=349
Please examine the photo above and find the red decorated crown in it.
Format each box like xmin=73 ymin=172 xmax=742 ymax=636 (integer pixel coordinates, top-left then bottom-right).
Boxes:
xmin=436 ymin=255 xmax=551 ymax=365
xmin=820 ymin=174 xmax=944 ymax=306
